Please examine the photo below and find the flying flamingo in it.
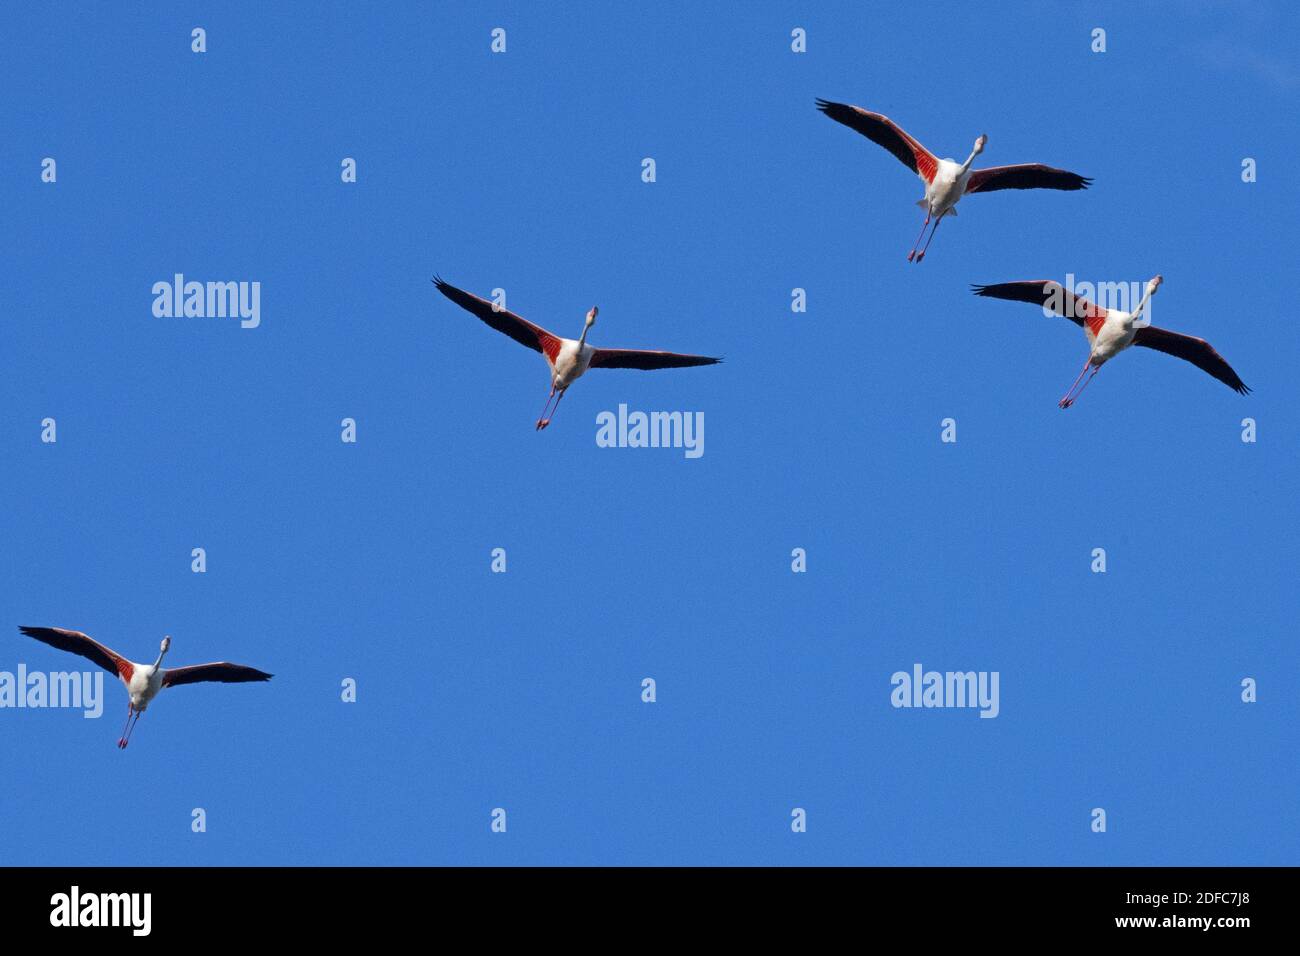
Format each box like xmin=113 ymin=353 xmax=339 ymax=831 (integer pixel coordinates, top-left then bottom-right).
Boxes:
xmin=433 ymin=277 xmax=721 ymax=430
xmin=971 ymin=276 xmax=1250 ymax=407
xmin=815 ymin=100 xmax=1092 ymax=262
xmin=18 ymin=626 xmax=272 ymax=749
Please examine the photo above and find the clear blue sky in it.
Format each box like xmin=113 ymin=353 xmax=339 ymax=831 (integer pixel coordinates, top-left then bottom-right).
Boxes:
xmin=1 ymin=2 xmax=1295 ymax=866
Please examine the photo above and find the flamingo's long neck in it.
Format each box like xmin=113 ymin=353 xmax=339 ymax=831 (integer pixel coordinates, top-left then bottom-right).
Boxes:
xmin=1131 ymin=288 xmax=1155 ymax=322
xmin=152 ymin=646 xmax=168 ymax=669
xmin=959 ymin=147 xmax=980 ymax=175
xmin=577 ymin=321 xmax=592 ymax=349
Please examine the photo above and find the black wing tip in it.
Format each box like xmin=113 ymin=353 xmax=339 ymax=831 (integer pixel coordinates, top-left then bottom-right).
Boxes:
xmin=1236 ymin=382 xmax=1252 ymax=395
xmin=1076 ymin=175 xmax=1094 ymax=190
xmin=19 ymin=625 xmax=49 ymax=637
xmin=969 ymin=281 xmax=1058 ymax=303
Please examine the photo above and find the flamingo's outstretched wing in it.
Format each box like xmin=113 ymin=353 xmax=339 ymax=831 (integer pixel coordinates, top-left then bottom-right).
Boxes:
xmin=815 ymin=100 xmax=938 ymax=183
xmin=433 ymin=277 xmax=563 ymax=361
xmin=966 ymin=164 xmax=1092 ymax=193
xmin=163 ymin=663 xmax=273 ymax=687
xmin=588 ymin=349 xmax=721 ymax=370
xmin=1134 ymin=326 xmax=1250 ymax=394
xmin=19 ymin=626 xmax=131 ymax=678
xmin=971 ymin=281 xmax=1107 ymax=329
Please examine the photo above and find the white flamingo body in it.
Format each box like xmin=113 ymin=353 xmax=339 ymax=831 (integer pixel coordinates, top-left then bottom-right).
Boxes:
xmin=1086 ymin=310 xmax=1140 ymax=365
xmin=18 ymin=627 xmax=272 ymax=748
xmin=921 ymin=158 xmax=974 ymax=218
xmin=548 ymin=338 xmax=595 ymax=390
xmin=125 ymin=662 xmax=165 ymax=712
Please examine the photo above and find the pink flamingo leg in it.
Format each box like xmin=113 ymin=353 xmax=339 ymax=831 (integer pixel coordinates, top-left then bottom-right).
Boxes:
xmin=535 ymin=386 xmax=557 ymax=430
xmin=537 ymin=388 xmax=567 ymax=431
xmin=117 ymin=703 xmax=133 ymax=748
xmin=1065 ymin=366 xmax=1100 ymax=408
xmin=914 ymin=212 xmax=945 ymax=263
xmin=121 ymin=709 xmax=142 ymax=749
xmin=907 ymin=212 xmax=931 ymax=262
xmin=1058 ymin=359 xmax=1095 ymax=409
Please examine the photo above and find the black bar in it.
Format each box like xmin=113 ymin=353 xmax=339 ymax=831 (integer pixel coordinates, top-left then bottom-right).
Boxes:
xmin=0 ymin=866 xmax=1281 ymax=939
